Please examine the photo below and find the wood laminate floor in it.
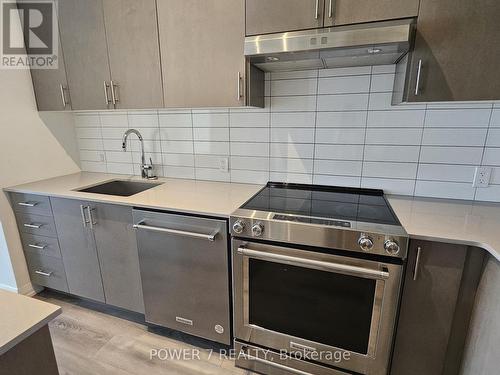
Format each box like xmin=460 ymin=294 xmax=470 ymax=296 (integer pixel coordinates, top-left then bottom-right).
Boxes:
xmin=36 ymin=291 xmax=253 ymax=375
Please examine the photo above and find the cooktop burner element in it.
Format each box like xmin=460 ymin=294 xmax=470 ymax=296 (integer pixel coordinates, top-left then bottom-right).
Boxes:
xmin=231 ymin=182 xmax=408 ymax=259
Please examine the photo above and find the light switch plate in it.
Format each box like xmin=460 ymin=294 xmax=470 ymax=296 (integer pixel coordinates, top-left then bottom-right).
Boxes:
xmin=473 ymin=167 xmax=492 ymax=188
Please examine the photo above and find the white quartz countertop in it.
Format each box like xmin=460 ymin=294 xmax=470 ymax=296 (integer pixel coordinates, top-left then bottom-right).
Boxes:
xmin=388 ymin=195 xmax=500 ymax=262
xmin=4 ymin=172 xmax=263 ymax=218
xmin=0 ymin=290 xmax=61 ymax=355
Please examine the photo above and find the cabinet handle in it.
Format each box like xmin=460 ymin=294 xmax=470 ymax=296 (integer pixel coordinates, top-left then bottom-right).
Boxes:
xmin=328 ymin=0 xmax=335 ymax=19
xmin=35 ymin=270 xmax=52 ymax=277
xmin=110 ymin=80 xmax=119 ymax=106
xmin=133 ymin=222 xmax=218 ymax=242
xmin=414 ymin=59 xmax=423 ymax=96
xmin=18 ymin=201 xmax=38 ymax=207
xmin=23 ymin=223 xmax=43 ymax=229
xmin=315 ymin=0 xmax=320 ymax=19
xmin=80 ymin=205 xmax=89 ymax=227
xmin=86 ymin=206 xmax=96 ymax=229
xmin=413 ymin=246 xmax=422 ymax=281
xmin=28 ymin=243 xmax=48 ymax=250
xmin=59 ymin=84 xmax=69 ymax=108
xmin=103 ymin=81 xmax=111 ymax=105
xmin=237 ymin=72 xmax=242 ymax=101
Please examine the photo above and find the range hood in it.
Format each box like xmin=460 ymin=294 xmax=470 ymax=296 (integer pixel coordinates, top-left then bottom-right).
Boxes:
xmin=245 ymin=19 xmax=416 ymax=72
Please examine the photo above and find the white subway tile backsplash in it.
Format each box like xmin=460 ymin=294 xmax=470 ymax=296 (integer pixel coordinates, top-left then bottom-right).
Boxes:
xmin=75 ymin=67 xmax=500 ymax=202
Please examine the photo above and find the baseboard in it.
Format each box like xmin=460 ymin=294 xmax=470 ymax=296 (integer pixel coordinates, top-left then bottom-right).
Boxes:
xmin=0 ymin=283 xmax=18 ymax=293
xmin=0 ymin=282 xmax=40 ymax=296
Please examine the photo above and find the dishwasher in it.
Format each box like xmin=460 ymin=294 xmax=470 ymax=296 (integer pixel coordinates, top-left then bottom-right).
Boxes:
xmin=132 ymin=209 xmax=230 ymax=345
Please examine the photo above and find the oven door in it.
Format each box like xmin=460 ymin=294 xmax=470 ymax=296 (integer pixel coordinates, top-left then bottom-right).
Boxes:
xmin=232 ymin=239 xmax=403 ymax=375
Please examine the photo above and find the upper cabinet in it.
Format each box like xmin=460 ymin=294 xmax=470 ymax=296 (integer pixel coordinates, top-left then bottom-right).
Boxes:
xmin=57 ymin=0 xmax=162 ymax=110
xmin=325 ymin=0 xmax=420 ymax=27
xmin=157 ymin=0 xmax=263 ymax=108
xmin=246 ymin=0 xmax=325 ymax=36
xmin=394 ymin=0 xmax=500 ymax=103
xmin=245 ymin=0 xmax=419 ymax=36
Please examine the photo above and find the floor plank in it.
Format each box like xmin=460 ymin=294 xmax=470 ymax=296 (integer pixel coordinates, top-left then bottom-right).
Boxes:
xmin=37 ymin=292 xmax=252 ymax=375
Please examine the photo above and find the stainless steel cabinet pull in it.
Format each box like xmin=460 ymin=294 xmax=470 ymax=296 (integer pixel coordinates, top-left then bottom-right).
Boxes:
xmin=415 ymin=59 xmax=423 ymax=96
xmin=236 ymin=72 xmax=242 ymax=101
xmin=133 ymin=222 xmax=218 ymax=242
xmin=110 ymin=80 xmax=119 ymax=105
xmin=18 ymin=201 xmax=38 ymax=207
xmin=413 ymin=246 xmax=422 ymax=281
xmin=237 ymin=247 xmax=389 ymax=280
xmin=103 ymin=81 xmax=111 ymax=105
xmin=23 ymin=223 xmax=43 ymax=229
xmin=242 ymin=353 xmax=313 ymax=375
xmin=35 ymin=270 xmax=52 ymax=277
xmin=328 ymin=0 xmax=335 ymax=19
xmin=80 ymin=205 xmax=89 ymax=227
xmin=86 ymin=206 xmax=96 ymax=229
xmin=28 ymin=244 xmax=47 ymax=250
xmin=314 ymin=0 xmax=319 ymax=19
xmin=59 ymin=84 xmax=69 ymax=108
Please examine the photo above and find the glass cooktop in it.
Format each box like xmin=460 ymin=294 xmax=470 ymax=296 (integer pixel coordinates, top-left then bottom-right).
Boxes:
xmin=241 ymin=182 xmax=400 ymax=226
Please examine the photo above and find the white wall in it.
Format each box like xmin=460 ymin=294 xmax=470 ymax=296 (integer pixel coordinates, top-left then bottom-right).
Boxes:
xmin=74 ymin=66 xmax=500 ymax=202
xmin=0 ymin=66 xmax=80 ymax=293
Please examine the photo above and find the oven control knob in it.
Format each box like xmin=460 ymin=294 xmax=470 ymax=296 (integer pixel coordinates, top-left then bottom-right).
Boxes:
xmin=358 ymin=236 xmax=374 ymax=252
xmin=252 ymin=223 xmax=264 ymax=237
xmin=232 ymin=220 xmax=245 ymax=234
xmin=384 ymin=240 xmax=400 ymax=255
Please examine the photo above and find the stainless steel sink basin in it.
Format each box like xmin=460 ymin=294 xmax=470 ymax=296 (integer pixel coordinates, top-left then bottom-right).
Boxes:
xmin=77 ymin=180 xmax=162 ymax=197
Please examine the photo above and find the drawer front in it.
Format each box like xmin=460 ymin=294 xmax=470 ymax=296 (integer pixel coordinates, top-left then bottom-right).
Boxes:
xmin=10 ymin=193 xmax=52 ymax=216
xmin=21 ymin=233 xmax=62 ymax=259
xmin=16 ymin=212 xmax=58 ymax=237
xmin=25 ymin=252 xmax=68 ymax=292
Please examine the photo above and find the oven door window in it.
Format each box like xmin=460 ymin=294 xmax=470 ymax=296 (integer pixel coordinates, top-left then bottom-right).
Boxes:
xmin=248 ymin=258 xmax=377 ymax=355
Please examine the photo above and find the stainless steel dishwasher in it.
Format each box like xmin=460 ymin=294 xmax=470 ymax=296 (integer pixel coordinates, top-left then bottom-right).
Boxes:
xmin=132 ymin=209 xmax=230 ymax=345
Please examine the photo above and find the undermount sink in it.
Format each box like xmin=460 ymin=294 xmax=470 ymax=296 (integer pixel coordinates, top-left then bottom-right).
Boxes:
xmin=77 ymin=180 xmax=162 ymax=197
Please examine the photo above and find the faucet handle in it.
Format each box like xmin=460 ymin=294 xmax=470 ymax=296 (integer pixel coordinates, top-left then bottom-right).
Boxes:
xmin=142 ymin=158 xmax=158 ymax=180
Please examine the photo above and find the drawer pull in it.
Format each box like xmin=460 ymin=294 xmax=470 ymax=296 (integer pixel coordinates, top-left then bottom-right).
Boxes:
xmin=18 ymin=202 xmax=39 ymax=207
xmin=28 ymin=243 xmax=48 ymax=250
xmin=35 ymin=270 xmax=52 ymax=277
xmin=23 ymin=223 xmax=43 ymax=229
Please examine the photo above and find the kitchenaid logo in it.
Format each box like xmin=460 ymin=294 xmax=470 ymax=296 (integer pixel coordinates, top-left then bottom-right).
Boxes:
xmin=1 ymin=0 xmax=58 ymax=69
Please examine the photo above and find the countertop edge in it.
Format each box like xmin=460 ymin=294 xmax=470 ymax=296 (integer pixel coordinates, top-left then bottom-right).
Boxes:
xmin=0 ymin=305 xmax=61 ymax=356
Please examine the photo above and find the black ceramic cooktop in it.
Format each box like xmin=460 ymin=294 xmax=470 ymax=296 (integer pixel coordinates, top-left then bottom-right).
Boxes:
xmin=241 ymin=182 xmax=400 ymax=226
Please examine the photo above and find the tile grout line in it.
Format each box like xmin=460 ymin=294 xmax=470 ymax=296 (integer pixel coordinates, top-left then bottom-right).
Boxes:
xmin=474 ymin=103 xmax=495 ymax=200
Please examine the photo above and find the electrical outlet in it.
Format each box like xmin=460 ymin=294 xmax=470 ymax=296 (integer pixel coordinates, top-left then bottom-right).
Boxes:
xmin=219 ymin=157 xmax=229 ymax=172
xmin=473 ymin=167 xmax=491 ymax=188
xmin=99 ymin=153 xmax=105 ymax=162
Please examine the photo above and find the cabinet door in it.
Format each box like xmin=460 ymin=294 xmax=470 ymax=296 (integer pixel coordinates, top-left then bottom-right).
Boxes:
xmin=246 ymin=0 xmax=324 ymax=36
xmin=401 ymin=0 xmax=500 ymax=102
xmin=391 ymin=240 xmax=467 ymax=375
xmin=92 ymin=203 xmax=144 ymax=313
xmin=324 ymin=0 xmax=419 ymax=27
xmin=51 ymin=198 xmax=105 ymax=302
xmin=58 ymin=0 xmax=112 ymax=110
xmin=31 ymin=38 xmax=71 ymax=111
xmin=158 ymin=0 xmax=246 ymax=108
xmin=102 ymin=0 xmax=163 ymax=109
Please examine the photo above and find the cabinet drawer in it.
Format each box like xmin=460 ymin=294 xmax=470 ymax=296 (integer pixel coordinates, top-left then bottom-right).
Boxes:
xmin=10 ymin=193 xmax=52 ymax=216
xmin=25 ymin=252 xmax=68 ymax=293
xmin=21 ymin=233 xmax=62 ymax=259
xmin=15 ymin=212 xmax=57 ymax=237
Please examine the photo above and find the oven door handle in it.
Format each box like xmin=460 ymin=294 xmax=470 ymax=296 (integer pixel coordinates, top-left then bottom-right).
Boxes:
xmin=242 ymin=353 xmax=314 ymax=375
xmin=237 ymin=247 xmax=389 ymax=280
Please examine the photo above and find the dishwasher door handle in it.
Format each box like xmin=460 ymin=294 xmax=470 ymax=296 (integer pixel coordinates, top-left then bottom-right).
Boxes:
xmin=133 ymin=222 xmax=218 ymax=242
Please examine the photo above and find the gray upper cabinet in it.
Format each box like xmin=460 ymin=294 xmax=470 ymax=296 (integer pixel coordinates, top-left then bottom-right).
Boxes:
xmin=245 ymin=0 xmax=325 ymax=36
xmin=324 ymin=0 xmax=420 ymax=27
xmin=92 ymin=203 xmax=144 ymax=313
xmin=394 ymin=0 xmax=500 ymax=103
xmin=30 ymin=37 xmax=71 ymax=111
xmin=58 ymin=0 xmax=112 ymax=110
xmin=102 ymin=0 xmax=163 ymax=109
xmin=51 ymin=198 xmax=105 ymax=302
xmin=158 ymin=0 xmax=252 ymax=108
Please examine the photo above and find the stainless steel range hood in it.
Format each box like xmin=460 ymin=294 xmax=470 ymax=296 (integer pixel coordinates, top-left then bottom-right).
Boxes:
xmin=245 ymin=19 xmax=416 ymax=72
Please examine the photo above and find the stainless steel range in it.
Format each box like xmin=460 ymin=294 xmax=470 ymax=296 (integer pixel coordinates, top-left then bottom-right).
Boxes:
xmin=230 ymin=182 xmax=408 ymax=375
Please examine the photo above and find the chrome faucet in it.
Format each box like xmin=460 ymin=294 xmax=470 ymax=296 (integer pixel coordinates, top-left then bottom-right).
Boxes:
xmin=122 ymin=129 xmax=157 ymax=179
